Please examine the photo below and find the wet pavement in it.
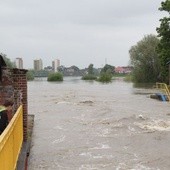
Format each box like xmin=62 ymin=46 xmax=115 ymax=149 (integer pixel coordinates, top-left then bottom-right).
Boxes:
xmin=28 ymin=78 xmax=170 ymax=170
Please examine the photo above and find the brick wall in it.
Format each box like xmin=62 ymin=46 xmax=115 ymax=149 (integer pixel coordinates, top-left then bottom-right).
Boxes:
xmin=13 ymin=68 xmax=28 ymax=141
xmin=0 ymin=67 xmax=28 ymax=141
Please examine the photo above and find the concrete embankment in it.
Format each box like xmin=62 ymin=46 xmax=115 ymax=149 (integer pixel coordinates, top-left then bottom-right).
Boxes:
xmin=17 ymin=114 xmax=34 ymax=170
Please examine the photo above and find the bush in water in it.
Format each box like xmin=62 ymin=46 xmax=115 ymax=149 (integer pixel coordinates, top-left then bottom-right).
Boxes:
xmin=47 ymin=72 xmax=63 ymax=81
xmin=97 ymin=72 xmax=112 ymax=83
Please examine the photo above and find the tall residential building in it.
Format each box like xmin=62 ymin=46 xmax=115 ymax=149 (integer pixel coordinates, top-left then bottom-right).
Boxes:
xmin=52 ymin=59 xmax=60 ymax=72
xmin=34 ymin=59 xmax=43 ymax=71
xmin=15 ymin=58 xmax=23 ymax=69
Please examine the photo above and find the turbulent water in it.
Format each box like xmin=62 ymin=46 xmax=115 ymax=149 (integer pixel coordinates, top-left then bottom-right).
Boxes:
xmin=28 ymin=77 xmax=170 ymax=170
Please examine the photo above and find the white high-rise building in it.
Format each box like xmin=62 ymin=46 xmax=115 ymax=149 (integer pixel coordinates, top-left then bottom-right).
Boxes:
xmin=15 ymin=58 xmax=23 ymax=69
xmin=52 ymin=59 xmax=60 ymax=72
xmin=34 ymin=59 xmax=43 ymax=71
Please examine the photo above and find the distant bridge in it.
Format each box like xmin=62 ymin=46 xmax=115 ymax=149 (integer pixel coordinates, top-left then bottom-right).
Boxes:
xmin=34 ymin=72 xmax=48 ymax=77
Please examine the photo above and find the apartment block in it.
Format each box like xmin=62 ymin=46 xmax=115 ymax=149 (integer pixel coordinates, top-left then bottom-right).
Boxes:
xmin=15 ymin=58 xmax=23 ymax=69
xmin=52 ymin=59 xmax=60 ymax=72
xmin=34 ymin=59 xmax=43 ymax=71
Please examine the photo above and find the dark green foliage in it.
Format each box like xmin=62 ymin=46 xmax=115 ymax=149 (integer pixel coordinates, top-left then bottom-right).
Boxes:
xmin=159 ymin=0 xmax=170 ymax=11
xmin=97 ymin=72 xmax=112 ymax=83
xmin=129 ymin=34 xmax=160 ymax=83
xmin=97 ymin=64 xmax=114 ymax=83
xmin=88 ymin=64 xmax=94 ymax=75
xmin=156 ymin=0 xmax=170 ymax=83
xmin=0 ymin=53 xmax=15 ymax=68
xmin=26 ymin=70 xmax=34 ymax=81
xmin=82 ymin=64 xmax=97 ymax=80
xmin=113 ymin=73 xmax=133 ymax=82
xmin=82 ymin=74 xmax=97 ymax=80
xmin=47 ymin=72 xmax=63 ymax=81
xmin=100 ymin=64 xmax=115 ymax=75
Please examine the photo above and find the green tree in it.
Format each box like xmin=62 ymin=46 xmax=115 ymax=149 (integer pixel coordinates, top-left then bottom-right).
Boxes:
xmin=0 ymin=53 xmax=15 ymax=68
xmin=26 ymin=70 xmax=35 ymax=81
xmin=82 ymin=63 xmax=97 ymax=80
xmin=97 ymin=64 xmax=114 ymax=83
xmin=156 ymin=0 xmax=170 ymax=83
xmin=129 ymin=34 xmax=160 ymax=83
xmin=88 ymin=64 xmax=94 ymax=75
xmin=100 ymin=64 xmax=115 ymax=75
xmin=98 ymin=72 xmax=112 ymax=83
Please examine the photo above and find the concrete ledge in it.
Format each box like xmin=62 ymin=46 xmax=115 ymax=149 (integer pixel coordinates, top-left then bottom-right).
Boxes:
xmin=17 ymin=114 xmax=34 ymax=170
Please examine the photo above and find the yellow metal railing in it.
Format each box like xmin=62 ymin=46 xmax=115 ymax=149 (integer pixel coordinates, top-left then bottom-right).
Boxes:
xmin=156 ymin=82 xmax=170 ymax=102
xmin=0 ymin=105 xmax=23 ymax=170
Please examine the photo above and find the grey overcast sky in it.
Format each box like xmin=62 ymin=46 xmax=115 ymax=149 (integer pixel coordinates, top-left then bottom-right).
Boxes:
xmin=0 ymin=0 xmax=166 ymax=69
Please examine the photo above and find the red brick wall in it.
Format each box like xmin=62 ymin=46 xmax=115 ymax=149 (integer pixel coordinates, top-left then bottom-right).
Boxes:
xmin=13 ymin=68 xmax=28 ymax=141
xmin=0 ymin=67 xmax=28 ymax=141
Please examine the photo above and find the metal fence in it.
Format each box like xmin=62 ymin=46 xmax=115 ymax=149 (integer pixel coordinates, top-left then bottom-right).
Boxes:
xmin=156 ymin=82 xmax=170 ymax=102
xmin=0 ymin=105 xmax=23 ymax=170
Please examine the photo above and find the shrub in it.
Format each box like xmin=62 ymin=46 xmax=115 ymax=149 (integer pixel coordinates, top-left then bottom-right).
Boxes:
xmin=97 ymin=72 xmax=112 ymax=83
xmin=82 ymin=74 xmax=97 ymax=80
xmin=26 ymin=70 xmax=34 ymax=81
xmin=47 ymin=72 xmax=63 ymax=81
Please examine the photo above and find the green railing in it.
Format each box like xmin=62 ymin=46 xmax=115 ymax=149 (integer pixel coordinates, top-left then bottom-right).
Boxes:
xmin=156 ymin=82 xmax=170 ymax=102
xmin=0 ymin=105 xmax=23 ymax=170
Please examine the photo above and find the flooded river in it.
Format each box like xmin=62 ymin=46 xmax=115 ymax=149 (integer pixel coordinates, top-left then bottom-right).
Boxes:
xmin=28 ymin=77 xmax=170 ymax=170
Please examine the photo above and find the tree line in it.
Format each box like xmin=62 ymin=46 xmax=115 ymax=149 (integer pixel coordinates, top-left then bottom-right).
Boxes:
xmin=129 ymin=0 xmax=170 ymax=84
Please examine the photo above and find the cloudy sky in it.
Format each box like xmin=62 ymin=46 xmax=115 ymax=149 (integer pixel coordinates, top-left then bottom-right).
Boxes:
xmin=0 ymin=0 xmax=166 ymax=69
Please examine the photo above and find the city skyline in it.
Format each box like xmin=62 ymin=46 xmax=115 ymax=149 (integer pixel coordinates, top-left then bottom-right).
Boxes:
xmin=13 ymin=57 xmax=132 ymax=70
xmin=0 ymin=0 xmax=165 ymax=69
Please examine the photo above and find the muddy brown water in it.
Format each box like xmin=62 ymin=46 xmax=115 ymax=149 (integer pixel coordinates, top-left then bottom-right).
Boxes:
xmin=28 ymin=77 xmax=170 ymax=170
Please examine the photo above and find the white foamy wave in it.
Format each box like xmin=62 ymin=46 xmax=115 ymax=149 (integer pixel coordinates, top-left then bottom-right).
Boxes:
xmin=57 ymin=101 xmax=71 ymax=104
xmin=93 ymin=155 xmax=103 ymax=159
xmin=97 ymin=128 xmax=111 ymax=137
xmin=79 ymin=152 xmax=92 ymax=158
xmin=116 ymin=163 xmax=159 ymax=170
xmin=52 ymin=135 xmax=65 ymax=144
xmin=89 ymin=143 xmax=111 ymax=150
xmin=135 ymin=120 xmax=170 ymax=132
xmin=116 ymin=163 xmax=128 ymax=170
xmin=132 ymin=164 xmax=160 ymax=170
xmin=53 ymin=125 xmax=63 ymax=130
xmin=79 ymin=163 xmax=113 ymax=170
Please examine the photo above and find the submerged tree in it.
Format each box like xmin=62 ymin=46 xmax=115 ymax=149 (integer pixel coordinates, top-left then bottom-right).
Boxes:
xmin=156 ymin=0 xmax=170 ymax=83
xmin=82 ymin=64 xmax=97 ymax=80
xmin=100 ymin=64 xmax=115 ymax=75
xmin=87 ymin=64 xmax=94 ymax=75
xmin=97 ymin=64 xmax=115 ymax=83
xmin=97 ymin=72 xmax=112 ymax=83
xmin=47 ymin=72 xmax=63 ymax=81
xmin=129 ymin=34 xmax=160 ymax=83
